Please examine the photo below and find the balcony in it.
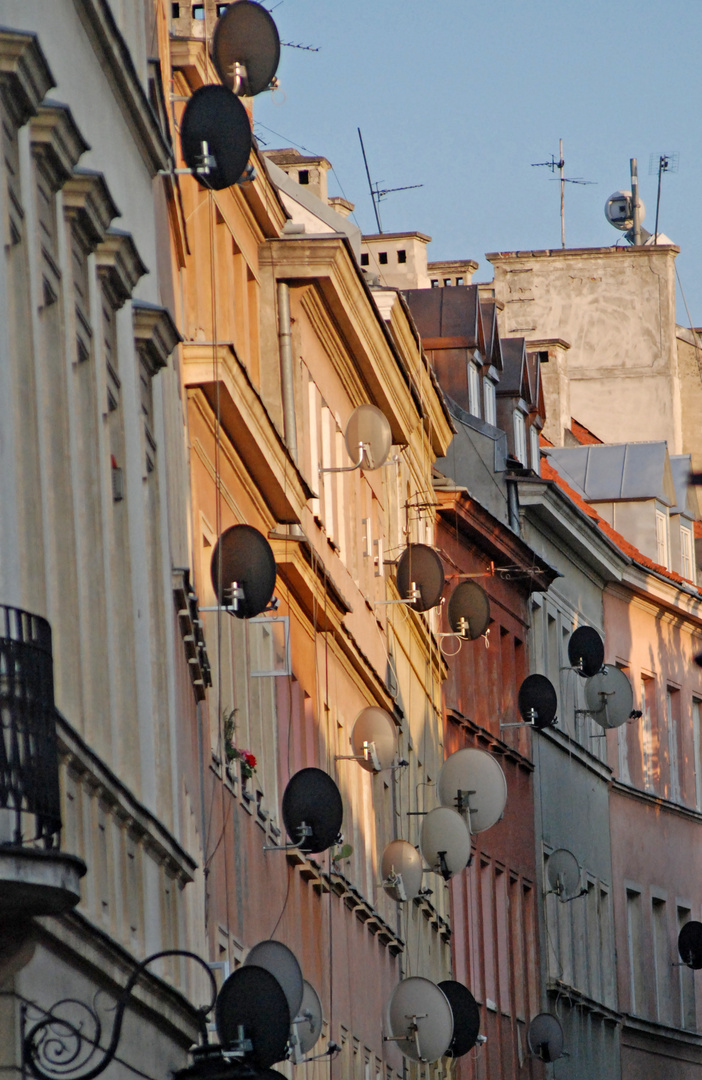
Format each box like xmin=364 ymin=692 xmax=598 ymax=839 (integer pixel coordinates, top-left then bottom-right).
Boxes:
xmin=0 ymin=605 xmax=85 ymax=918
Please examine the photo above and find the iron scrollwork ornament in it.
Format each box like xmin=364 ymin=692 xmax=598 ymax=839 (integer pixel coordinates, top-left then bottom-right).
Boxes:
xmin=23 ymin=950 xmax=217 ymax=1080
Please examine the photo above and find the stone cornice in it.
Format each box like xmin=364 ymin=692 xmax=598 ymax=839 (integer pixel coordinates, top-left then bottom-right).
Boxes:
xmin=62 ymin=168 xmax=120 ymax=249
xmin=0 ymin=28 xmax=54 ymax=127
xmin=96 ymin=228 xmax=148 ymax=308
xmin=30 ymin=101 xmax=88 ymax=190
xmin=133 ymin=300 xmax=181 ymax=374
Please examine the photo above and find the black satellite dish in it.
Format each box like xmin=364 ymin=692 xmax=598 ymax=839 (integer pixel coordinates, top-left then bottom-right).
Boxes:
xmin=282 ymin=768 xmax=343 ymax=854
xmin=447 ymin=581 xmax=490 ymax=639
xmin=212 ymin=1 xmax=281 ymax=97
xmin=180 ymin=84 xmax=252 ymax=190
xmin=518 ymin=674 xmax=558 ymax=729
xmin=211 ymin=523 xmax=276 ymax=618
xmin=215 ymin=965 xmax=290 ymax=1069
xmin=567 ymin=626 xmax=604 ymax=677
xmin=438 ymin=980 xmax=481 ymax=1057
xmin=396 ymin=544 xmax=445 ymax=612
xmin=678 ymin=921 xmax=702 ymax=969
xmin=527 ymin=1012 xmax=564 ymax=1062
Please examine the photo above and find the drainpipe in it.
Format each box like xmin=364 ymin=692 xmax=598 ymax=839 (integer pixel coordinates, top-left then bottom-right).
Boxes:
xmin=277 ymin=281 xmax=298 ymax=465
xmin=506 ymin=476 xmax=521 ymax=535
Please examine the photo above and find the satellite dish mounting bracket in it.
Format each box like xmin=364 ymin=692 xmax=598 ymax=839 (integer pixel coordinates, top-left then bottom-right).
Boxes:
xmin=319 ymin=442 xmax=368 ymax=475
xmin=335 ymin=739 xmax=383 ymax=771
xmin=263 ymin=820 xmax=313 ymax=853
xmin=384 ymin=1014 xmax=429 ymax=1062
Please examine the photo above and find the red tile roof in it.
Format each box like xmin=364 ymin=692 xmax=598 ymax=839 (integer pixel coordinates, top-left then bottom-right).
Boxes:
xmin=570 ymin=418 xmax=603 ymax=445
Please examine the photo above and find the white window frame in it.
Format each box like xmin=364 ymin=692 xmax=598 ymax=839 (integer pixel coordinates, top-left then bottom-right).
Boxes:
xmin=693 ymin=699 xmax=702 ymax=812
xmin=529 ymin=424 xmax=541 ymax=476
xmin=468 ymin=361 xmax=481 ymax=418
xmin=513 ymin=408 xmax=527 ymax=466
xmin=484 ymin=377 xmax=496 ymax=426
xmin=656 ymin=509 xmax=669 ymax=569
xmin=667 ymin=688 xmax=680 ymax=803
xmin=681 ymin=525 xmax=694 ymax=580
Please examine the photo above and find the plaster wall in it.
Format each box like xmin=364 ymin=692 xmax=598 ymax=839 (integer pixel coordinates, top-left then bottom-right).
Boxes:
xmin=676 ymin=327 xmax=702 ymax=472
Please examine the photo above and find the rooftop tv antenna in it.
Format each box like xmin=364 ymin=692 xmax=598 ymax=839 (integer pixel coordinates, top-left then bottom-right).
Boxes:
xmin=357 ymin=128 xmax=422 ymax=234
xmin=531 ymin=138 xmax=595 ymax=248
xmin=649 ymin=152 xmax=679 ymax=244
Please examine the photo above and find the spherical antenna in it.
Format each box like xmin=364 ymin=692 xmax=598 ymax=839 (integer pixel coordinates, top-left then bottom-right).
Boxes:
xmin=350 ymin=706 xmax=397 ymax=772
xmin=605 ymin=190 xmax=645 ymax=231
xmin=180 ymin=85 xmax=252 ymax=191
xmin=386 ymin=978 xmax=454 ymax=1063
xmin=546 ymin=848 xmax=581 ymax=901
xmin=518 ymin=674 xmax=558 ymax=729
xmin=438 ymin=981 xmax=481 ymax=1057
xmin=419 ymin=807 xmax=471 ymax=880
xmin=212 ymin=1 xmax=281 ymax=97
xmin=527 ymin=1012 xmax=564 ymax=1063
xmin=447 ymin=581 xmax=490 ymax=640
xmin=215 ymin=965 xmax=290 ymax=1069
xmin=293 ymin=980 xmax=323 ymax=1054
xmin=678 ymin=921 xmax=702 ymax=969
xmin=281 ymin=768 xmax=343 ymax=854
xmin=380 ymin=840 xmax=424 ymax=902
xmin=567 ymin=625 xmax=604 ymax=677
xmin=585 ymin=667 xmax=634 ymax=729
xmin=396 ymin=544 xmax=445 ymax=612
xmin=345 ymin=404 xmax=392 ymax=471
xmin=244 ymin=940 xmax=304 ymax=1020
xmin=210 ymin=523 xmax=276 ymax=618
xmin=437 ymin=748 xmax=507 ymax=834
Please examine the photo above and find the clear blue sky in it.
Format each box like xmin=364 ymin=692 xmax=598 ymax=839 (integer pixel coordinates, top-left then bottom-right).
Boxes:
xmin=255 ymin=0 xmax=702 ymax=326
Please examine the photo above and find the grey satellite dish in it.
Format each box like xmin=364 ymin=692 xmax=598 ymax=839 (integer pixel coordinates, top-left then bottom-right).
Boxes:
xmin=180 ymin=84 xmax=252 ymax=190
xmin=568 ymin=625 xmax=604 ymax=678
xmin=380 ymin=840 xmax=424 ymax=902
xmin=527 ymin=1012 xmax=564 ymax=1063
xmin=244 ymin=940 xmax=304 ymax=1020
xmin=345 ymin=404 xmax=392 ymax=471
xmin=678 ymin=921 xmax=702 ymax=969
xmin=419 ymin=807 xmax=472 ymax=881
xmin=438 ymin=981 xmax=481 ymax=1058
xmin=292 ymin=980 xmax=323 ymax=1055
xmin=350 ymin=706 xmax=397 ymax=772
xmin=437 ymin=748 xmax=507 ymax=834
xmin=547 ymin=848 xmax=581 ymax=901
xmin=211 ymin=523 xmax=276 ymax=617
xmin=396 ymin=544 xmax=445 ymax=612
xmin=281 ymin=768 xmax=343 ymax=854
xmin=518 ymin=674 xmax=557 ymax=729
xmin=447 ymin=581 xmax=490 ymax=640
xmin=215 ymin=965 xmax=291 ymax=1069
xmin=605 ymin=189 xmax=645 ymax=231
xmin=386 ymin=978 xmax=454 ymax=1063
xmin=212 ymin=1 xmax=281 ymax=96
xmin=585 ymin=666 xmax=634 ymax=729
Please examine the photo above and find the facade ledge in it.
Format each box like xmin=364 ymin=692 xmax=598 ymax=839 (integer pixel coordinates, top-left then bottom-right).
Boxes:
xmin=447 ymin=709 xmax=534 ymax=773
xmin=133 ymin=301 xmax=181 ymax=373
xmin=0 ymin=847 xmax=86 ymax=918
xmin=30 ymin=100 xmax=88 ymax=188
xmin=621 ymin=1012 xmax=702 ymax=1052
xmin=62 ymin=168 xmax=120 ymax=249
xmin=0 ymin=28 xmax=54 ymax=127
xmin=611 ymin=778 xmax=702 ymax=823
xmin=547 ymin=979 xmax=620 ymax=1024
xmin=96 ymin=228 xmax=148 ymax=307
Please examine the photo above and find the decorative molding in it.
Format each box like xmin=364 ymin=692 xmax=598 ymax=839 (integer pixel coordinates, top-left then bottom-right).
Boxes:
xmin=62 ymin=168 xmax=120 ymax=250
xmin=95 ymin=228 xmax=148 ymax=308
xmin=29 ymin=100 xmax=88 ymax=191
xmin=0 ymin=28 xmax=54 ymax=127
xmin=133 ymin=300 xmax=181 ymax=374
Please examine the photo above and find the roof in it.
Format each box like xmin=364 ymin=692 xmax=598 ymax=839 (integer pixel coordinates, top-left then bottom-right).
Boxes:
xmin=497 ymin=337 xmax=530 ymax=400
xmin=480 ymin=300 xmax=503 ymax=372
xmin=546 ymin=442 xmax=677 ymax=504
xmin=402 ymin=285 xmax=482 ymax=349
xmin=570 ymin=418 xmax=603 ymax=445
xmin=263 ymin=148 xmax=331 ymax=168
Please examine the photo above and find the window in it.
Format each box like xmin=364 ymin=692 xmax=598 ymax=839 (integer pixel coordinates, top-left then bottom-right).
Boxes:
xmin=626 ymin=888 xmax=645 ymax=1014
xmin=431 ymin=279 xmax=439 ymax=288
xmin=192 ymin=4 xmax=204 ymax=18
xmin=666 ymin=688 xmax=681 ymax=803
xmin=397 ymin=249 xmax=406 ymax=263
xmin=360 ymin=253 xmax=369 ymax=266
xmin=652 ymin=897 xmax=672 ymax=1024
xmin=694 ymin=698 xmax=702 ymax=811
xmin=444 ymin=278 xmax=452 ymax=286
xmin=298 ymin=169 xmax=309 ymax=185
xmin=456 ymin=276 xmax=464 ymax=285
xmin=468 ymin=362 xmax=481 ymax=418
xmin=681 ymin=526 xmax=694 ymax=579
xmin=378 ymin=251 xmax=387 ymax=265
xmin=678 ymin=906 xmax=696 ymax=1029
xmin=529 ymin=425 xmax=540 ymax=476
xmin=484 ymin=378 xmax=496 ymax=426
xmin=656 ymin=509 xmax=669 ymax=569
xmin=641 ymin=676 xmax=656 ymax=792
xmin=513 ymin=409 xmax=527 ymax=465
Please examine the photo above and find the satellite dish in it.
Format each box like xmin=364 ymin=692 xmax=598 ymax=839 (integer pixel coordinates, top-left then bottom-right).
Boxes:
xmin=281 ymin=768 xmax=343 ymax=854
xmin=212 ymin=1 xmax=281 ymax=97
xmin=380 ymin=839 xmax=424 ymax=902
xmin=293 ymin=980 xmax=323 ymax=1055
xmin=546 ymin=848 xmax=581 ymax=901
xmin=244 ymin=940 xmax=304 ymax=1019
xmin=568 ymin=625 xmax=604 ymax=677
xmin=438 ymin=981 xmax=481 ymax=1057
xmin=605 ymin=189 xmax=645 ymax=231
xmin=396 ymin=544 xmax=445 ymax=612
xmin=447 ymin=582 xmax=490 ymax=640
xmin=211 ymin=523 xmax=276 ymax=618
xmin=678 ymin=921 xmax=702 ymax=969
xmin=585 ymin=666 xmax=634 ymax=729
xmin=527 ymin=1012 xmax=564 ymax=1063
xmin=350 ymin=706 xmax=397 ymax=771
xmin=437 ymin=748 xmax=507 ymax=834
xmin=215 ymin=965 xmax=291 ymax=1069
xmin=180 ymin=84 xmax=252 ymax=190
xmin=419 ymin=807 xmax=472 ymax=880
xmin=518 ymin=674 xmax=558 ymax=729
xmin=345 ymin=404 xmax=392 ymax=471
xmin=386 ymin=978 xmax=454 ymax=1063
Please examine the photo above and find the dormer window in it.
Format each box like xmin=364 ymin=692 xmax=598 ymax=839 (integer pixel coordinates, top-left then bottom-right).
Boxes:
xmin=529 ymin=425 xmax=541 ymax=476
xmin=298 ymin=169 xmax=309 ymax=185
xmin=655 ymin=509 xmax=669 ymax=569
xmin=483 ymin=378 xmax=496 ymax=426
xmin=468 ymin=361 xmax=481 ymax=418
xmin=513 ymin=409 xmax=527 ymax=466
xmin=681 ymin=524 xmax=694 ymax=579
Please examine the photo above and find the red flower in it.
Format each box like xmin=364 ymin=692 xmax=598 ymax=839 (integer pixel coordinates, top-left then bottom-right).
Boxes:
xmin=243 ymin=751 xmax=257 ymax=769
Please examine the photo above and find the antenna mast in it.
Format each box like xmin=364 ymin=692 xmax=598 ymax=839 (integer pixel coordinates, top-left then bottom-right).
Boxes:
xmin=531 ymin=138 xmax=595 ymax=248
xmin=358 ymin=128 xmax=423 ymax=235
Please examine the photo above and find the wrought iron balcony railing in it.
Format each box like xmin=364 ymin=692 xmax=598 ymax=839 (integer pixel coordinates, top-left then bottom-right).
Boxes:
xmin=0 ymin=604 xmax=62 ymax=849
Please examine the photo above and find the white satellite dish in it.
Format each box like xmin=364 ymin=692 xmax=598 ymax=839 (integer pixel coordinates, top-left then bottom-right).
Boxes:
xmin=437 ymin=748 xmax=507 ymax=834
xmin=344 ymin=404 xmax=392 ymax=471
xmin=385 ymin=978 xmax=454 ymax=1063
xmin=244 ymin=940 xmax=304 ymax=1019
xmin=585 ymin=666 xmax=634 ymax=729
xmin=419 ymin=807 xmax=472 ymax=881
xmin=380 ymin=840 xmax=424 ymax=902
xmin=291 ymin=980 xmax=323 ymax=1058
xmin=546 ymin=848 xmax=582 ymax=901
xmin=350 ymin=706 xmax=397 ymax=772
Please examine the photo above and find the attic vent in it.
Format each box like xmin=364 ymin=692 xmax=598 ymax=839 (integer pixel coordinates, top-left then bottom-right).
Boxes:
xmin=397 ymin=250 xmax=406 ymax=264
xmin=361 ymin=253 xmax=369 ymax=266
xmin=379 ymin=252 xmax=388 ymax=265
xmin=299 ymin=169 xmax=309 ymax=185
